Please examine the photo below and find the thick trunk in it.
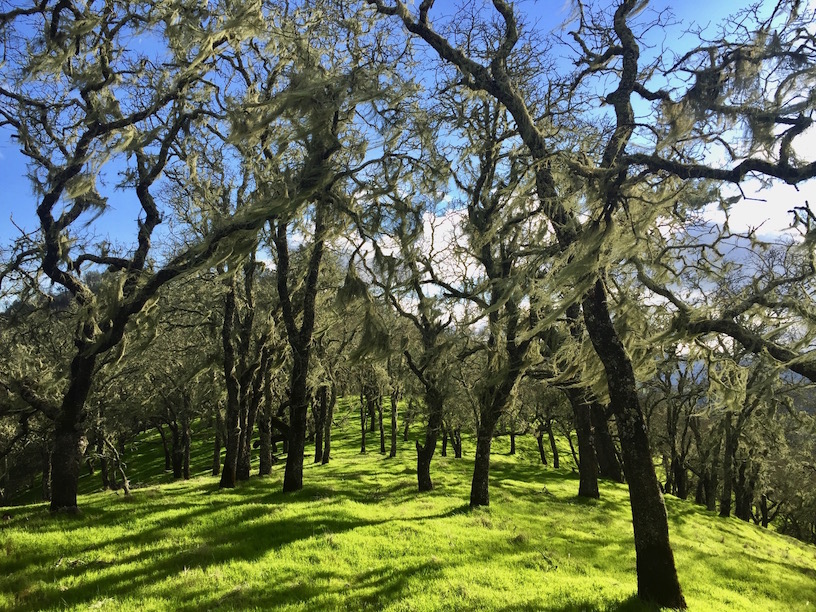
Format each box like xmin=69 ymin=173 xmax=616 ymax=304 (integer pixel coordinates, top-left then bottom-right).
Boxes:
xmin=50 ymin=353 xmax=96 ymax=513
xmin=566 ymin=389 xmax=599 ymax=498
xmin=509 ymin=431 xmax=516 ymax=455
xmin=470 ymin=411 xmax=500 ymax=507
xmin=591 ymin=405 xmax=624 ymax=483
xmin=452 ymin=427 xmax=462 ymax=459
xmin=417 ymin=389 xmax=443 ymax=492
xmin=283 ymin=351 xmax=310 ymax=492
xmin=582 ymin=279 xmax=685 ymax=608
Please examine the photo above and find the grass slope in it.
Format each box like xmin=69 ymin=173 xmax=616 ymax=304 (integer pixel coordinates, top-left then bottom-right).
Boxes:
xmin=2 ymin=399 xmax=816 ymax=611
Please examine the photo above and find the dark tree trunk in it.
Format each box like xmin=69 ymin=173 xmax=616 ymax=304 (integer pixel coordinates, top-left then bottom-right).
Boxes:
xmin=416 ymin=388 xmax=443 ymax=492
xmin=170 ymin=423 xmax=183 ymax=480
xmin=220 ymin=284 xmax=241 ymax=489
xmin=377 ymin=396 xmax=386 ymax=454
xmin=536 ymin=431 xmax=548 ymax=465
xmin=314 ymin=385 xmax=327 ymax=464
xmin=441 ymin=422 xmax=448 ymax=457
xmin=547 ymin=418 xmax=559 ymax=469
xmin=156 ymin=424 xmax=172 ymax=472
xmin=283 ymin=355 xmax=310 ymax=493
xmin=720 ymin=414 xmax=735 ymax=518
xmin=582 ymin=279 xmax=685 ymax=608
xmin=41 ymin=446 xmax=52 ymax=501
xmin=322 ymin=383 xmax=335 ymax=465
xmin=566 ymin=389 xmax=599 ymax=499
xmin=360 ymin=397 xmax=367 ymax=454
xmin=369 ymin=397 xmax=376 ymax=433
xmin=96 ymin=436 xmax=110 ymax=490
xmin=389 ymin=392 xmax=399 ymax=458
xmin=470 ymin=410 xmax=501 ymax=507
xmin=591 ymin=405 xmax=624 ymax=483
xmin=672 ymin=456 xmax=688 ymax=500
xmin=213 ymin=406 xmax=223 ymax=477
xmin=182 ymin=413 xmax=191 ymax=480
xmin=509 ymin=430 xmax=516 ymax=455
xmin=452 ymin=428 xmax=462 ymax=458
xmin=50 ymin=352 xmax=96 ymax=513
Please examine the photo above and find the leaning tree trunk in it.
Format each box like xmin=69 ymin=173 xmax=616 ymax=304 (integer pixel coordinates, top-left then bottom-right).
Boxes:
xmin=546 ymin=417 xmax=559 ymax=468
xmin=582 ymin=279 xmax=685 ymax=608
xmin=566 ymin=388 xmax=599 ymax=499
xmin=536 ymin=430 xmax=548 ymax=465
xmin=50 ymin=352 xmax=96 ymax=513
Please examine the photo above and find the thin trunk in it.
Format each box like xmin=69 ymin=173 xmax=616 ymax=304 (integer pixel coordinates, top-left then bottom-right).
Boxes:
xmin=452 ymin=427 xmax=462 ymax=458
xmin=314 ymin=385 xmax=327 ymax=463
xmin=41 ymin=445 xmax=52 ymax=501
xmin=389 ymin=392 xmax=399 ymax=458
xmin=97 ymin=436 xmax=110 ymax=490
xmin=441 ymin=422 xmax=448 ymax=457
xmin=546 ymin=418 xmax=559 ymax=468
xmin=156 ymin=424 xmax=172 ymax=472
xmin=360 ymin=396 xmax=367 ymax=454
xmin=212 ymin=406 xmax=223 ymax=477
xmin=182 ymin=413 xmax=191 ymax=480
xmin=536 ymin=431 xmax=548 ymax=465
xmin=403 ymin=397 xmax=413 ymax=441
xmin=591 ymin=405 xmax=624 ymax=483
xmin=322 ymin=383 xmax=335 ymax=465
xmin=582 ymin=279 xmax=684 ymax=607
xmin=720 ymin=414 xmax=735 ymax=518
xmin=378 ymin=397 xmax=386 ymax=454
xmin=170 ymin=423 xmax=183 ymax=480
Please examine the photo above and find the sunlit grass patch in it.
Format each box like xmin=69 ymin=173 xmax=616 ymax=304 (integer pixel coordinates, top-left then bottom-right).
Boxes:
xmin=2 ymin=408 xmax=816 ymax=610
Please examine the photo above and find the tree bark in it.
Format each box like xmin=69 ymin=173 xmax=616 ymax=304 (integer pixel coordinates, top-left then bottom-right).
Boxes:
xmin=156 ymin=424 xmax=172 ymax=472
xmin=566 ymin=388 xmax=599 ymax=498
xmin=314 ymin=385 xmax=327 ymax=463
xmin=546 ymin=417 xmax=559 ymax=468
xmin=536 ymin=430 xmax=548 ymax=465
xmin=416 ymin=388 xmax=444 ymax=492
xmin=377 ymin=396 xmax=386 ymax=454
xmin=470 ymin=410 xmax=501 ymax=507
xmin=50 ymin=352 xmax=96 ymax=513
xmin=582 ymin=279 xmax=685 ymax=607
xmin=591 ymin=405 xmax=624 ymax=483
xmin=720 ymin=413 xmax=735 ymax=518
xmin=389 ymin=391 xmax=399 ymax=458
xmin=220 ymin=283 xmax=241 ymax=489
xmin=322 ymin=383 xmax=335 ymax=465
xmin=360 ymin=396 xmax=367 ymax=454
xmin=212 ymin=405 xmax=223 ymax=477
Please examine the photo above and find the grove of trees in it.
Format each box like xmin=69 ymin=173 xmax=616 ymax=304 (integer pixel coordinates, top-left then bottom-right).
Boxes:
xmin=2 ymin=0 xmax=815 ymax=608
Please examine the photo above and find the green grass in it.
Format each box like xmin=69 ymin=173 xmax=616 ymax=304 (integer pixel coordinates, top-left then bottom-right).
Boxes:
xmin=2 ymin=400 xmax=815 ymax=611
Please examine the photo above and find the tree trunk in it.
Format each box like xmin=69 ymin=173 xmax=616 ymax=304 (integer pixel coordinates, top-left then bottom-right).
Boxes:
xmin=452 ymin=427 xmax=462 ymax=458
xmin=171 ymin=423 xmax=183 ymax=480
xmin=720 ymin=413 xmax=735 ymax=518
xmin=220 ymin=285 xmax=240 ymax=490
xmin=582 ymin=279 xmax=685 ymax=607
xmin=470 ymin=411 xmax=500 ymax=507
xmin=213 ymin=406 xmax=223 ymax=477
xmin=377 ymin=397 xmax=386 ymax=454
xmin=566 ymin=389 xmax=599 ymax=498
xmin=509 ymin=430 xmax=516 ymax=455
xmin=41 ymin=446 xmax=52 ymax=501
xmin=403 ymin=397 xmax=413 ymax=441
xmin=314 ymin=385 xmax=327 ymax=463
xmin=546 ymin=418 xmax=559 ymax=468
xmin=182 ymin=414 xmax=191 ymax=480
xmin=536 ymin=431 xmax=548 ymax=465
xmin=360 ymin=396 xmax=367 ymax=454
xmin=591 ymin=405 xmax=624 ymax=483
xmin=50 ymin=353 xmax=96 ymax=513
xmin=156 ymin=425 xmax=171 ymax=472
xmin=416 ymin=389 xmax=443 ymax=492
xmin=441 ymin=422 xmax=448 ymax=457
xmin=322 ymin=383 xmax=335 ymax=465
xmin=283 ymin=353 xmax=310 ymax=493
xmin=389 ymin=392 xmax=399 ymax=458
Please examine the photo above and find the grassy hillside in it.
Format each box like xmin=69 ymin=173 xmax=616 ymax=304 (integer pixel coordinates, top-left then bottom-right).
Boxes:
xmin=2 ymin=399 xmax=815 ymax=611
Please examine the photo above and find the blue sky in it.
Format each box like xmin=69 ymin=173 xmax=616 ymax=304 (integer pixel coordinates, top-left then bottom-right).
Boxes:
xmin=1 ymin=0 xmax=811 ymax=249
